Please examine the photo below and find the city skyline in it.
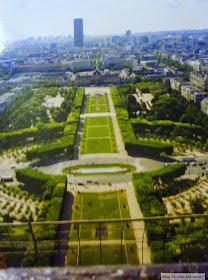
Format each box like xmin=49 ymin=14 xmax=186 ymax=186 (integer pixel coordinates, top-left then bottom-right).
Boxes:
xmin=0 ymin=0 xmax=208 ymax=42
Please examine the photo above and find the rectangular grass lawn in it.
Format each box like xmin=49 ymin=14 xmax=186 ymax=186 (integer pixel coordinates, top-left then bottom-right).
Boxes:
xmin=88 ymin=116 xmax=109 ymax=126
xmin=86 ymin=138 xmax=112 ymax=153
xmin=88 ymin=95 xmax=107 ymax=105
xmin=66 ymin=191 xmax=138 ymax=265
xmin=87 ymin=104 xmax=108 ymax=113
xmin=69 ymin=191 xmax=134 ymax=241
xmin=87 ymin=126 xmax=109 ymax=138
xmin=86 ymin=94 xmax=110 ymax=113
xmin=66 ymin=243 xmax=138 ymax=265
xmin=81 ymin=116 xmax=117 ymax=154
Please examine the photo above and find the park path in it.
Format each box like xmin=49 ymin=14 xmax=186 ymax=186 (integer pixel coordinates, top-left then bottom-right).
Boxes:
xmin=125 ymin=181 xmax=151 ymax=264
xmin=80 ymin=112 xmax=116 ymax=119
xmin=107 ymin=91 xmax=127 ymax=156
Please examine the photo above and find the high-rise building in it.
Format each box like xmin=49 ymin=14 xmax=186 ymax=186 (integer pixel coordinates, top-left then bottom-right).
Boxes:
xmin=126 ymin=30 xmax=132 ymax=41
xmin=74 ymin=18 xmax=83 ymax=47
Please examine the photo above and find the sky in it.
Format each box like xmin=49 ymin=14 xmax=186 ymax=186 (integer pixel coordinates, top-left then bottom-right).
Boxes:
xmin=0 ymin=0 xmax=208 ymax=42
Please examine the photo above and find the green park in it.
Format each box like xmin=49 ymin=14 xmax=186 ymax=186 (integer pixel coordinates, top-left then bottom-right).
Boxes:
xmin=80 ymin=116 xmax=117 ymax=154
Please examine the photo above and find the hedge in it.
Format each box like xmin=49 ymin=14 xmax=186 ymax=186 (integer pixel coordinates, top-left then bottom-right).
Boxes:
xmin=131 ymin=118 xmax=203 ymax=137
xmin=35 ymin=122 xmax=65 ymax=140
xmin=51 ymin=183 xmax=66 ymax=198
xmin=111 ymin=87 xmax=123 ymax=107
xmin=133 ymin=163 xmax=186 ymax=263
xmin=151 ymin=162 xmax=186 ymax=182
xmin=126 ymin=139 xmax=174 ymax=156
xmin=73 ymin=87 xmax=85 ymax=109
xmin=47 ymin=197 xmax=64 ymax=221
xmin=117 ymin=119 xmax=136 ymax=142
xmin=16 ymin=168 xmax=50 ymax=188
xmin=0 ymin=127 xmax=37 ymax=149
xmin=63 ymin=123 xmax=78 ymax=136
xmin=0 ymin=122 xmax=66 ymax=150
xmin=15 ymin=168 xmax=66 ymax=191
xmin=115 ymin=107 xmax=129 ymax=120
xmin=66 ymin=110 xmax=81 ymax=123
xmin=26 ymin=135 xmax=75 ymax=160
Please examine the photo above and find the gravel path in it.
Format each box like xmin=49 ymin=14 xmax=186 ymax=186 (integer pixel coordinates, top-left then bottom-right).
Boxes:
xmin=126 ymin=181 xmax=151 ymax=264
xmin=107 ymin=91 xmax=127 ymax=156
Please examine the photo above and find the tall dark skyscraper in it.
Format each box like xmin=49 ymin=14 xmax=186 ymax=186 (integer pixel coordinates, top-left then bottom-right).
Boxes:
xmin=74 ymin=18 xmax=83 ymax=47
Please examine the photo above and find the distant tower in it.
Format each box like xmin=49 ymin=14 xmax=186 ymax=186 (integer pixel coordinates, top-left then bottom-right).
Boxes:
xmin=74 ymin=18 xmax=83 ymax=47
xmin=126 ymin=30 xmax=132 ymax=41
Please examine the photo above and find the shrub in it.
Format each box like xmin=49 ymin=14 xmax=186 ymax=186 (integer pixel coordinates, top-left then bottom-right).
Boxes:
xmin=126 ymin=140 xmax=173 ymax=156
xmin=26 ymin=135 xmax=75 ymax=160
xmin=47 ymin=197 xmax=63 ymax=221
xmin=51 ymin=183 xmax=66 ymax=198
xmin=0 ymin=127 xmax=37 ymax=149
xmin=16 ymin=168 xmax=50 ymax=188
xmin=35 ymin=122 xmax=65 ymax=140
xmin=73 ymin=87 xmax=85 ymax=108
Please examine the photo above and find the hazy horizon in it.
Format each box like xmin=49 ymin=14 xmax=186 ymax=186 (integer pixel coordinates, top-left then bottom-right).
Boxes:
xmin=0 ymin=0 xmax=208 ymax=43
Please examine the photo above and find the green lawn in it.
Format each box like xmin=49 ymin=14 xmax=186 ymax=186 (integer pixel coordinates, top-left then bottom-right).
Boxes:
xmin=85 ymin=93 xmax=110 ymax=113
xmin=87 ymin=104 xmax=108 ymax=113
xmin=69 ymin=191 xmax=134 ymax=241
xmin=87 ymin=126 xmax=109 ymax=138
xmin=66 ymin=243 xmax=138 ymax=266
xmin=86 ymin=138 xmax=114 ymax=153
xmin=81 ymin=116 xmax=117 ymax=154
xmin=88 ymin=116 xmax=109 ymax=126
xmin=66 ymin=191 xmax=138 ymax=265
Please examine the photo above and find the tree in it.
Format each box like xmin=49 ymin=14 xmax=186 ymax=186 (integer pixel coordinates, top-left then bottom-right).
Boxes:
xmin=189 ymin=196 xmax=205 ymax=214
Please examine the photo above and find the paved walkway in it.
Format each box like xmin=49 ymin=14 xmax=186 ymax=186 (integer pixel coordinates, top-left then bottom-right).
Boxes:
xmin=125 ymin=181 xmax=151 ymax=264
xmin=80 ymin=112 xmax=116 ymax=119
xmin=107 ymin=91 xmax=127 ymax=156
